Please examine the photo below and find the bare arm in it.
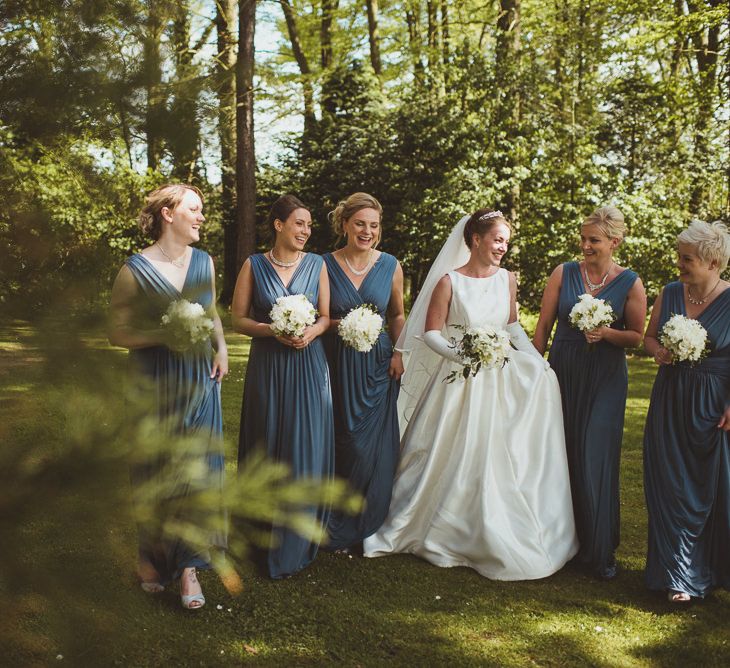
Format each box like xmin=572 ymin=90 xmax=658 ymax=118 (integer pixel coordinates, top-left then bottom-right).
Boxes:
xmin=424 ymin=274 xmax=453 ymax=332
xmin=588 ymin=277 xmax=647 ymax=348
xmin=208 ymin=257 xmax=228 ymax=382
xmin=507 ymin=271 xmax=518 ymax=324
xmin=644 ymin=288 xmax=672 ymax=364
xmin=387 ymin=261 xmax=406 ymax=380
xmin=231 ymin=259 xmax=277 ymax=338
xmin=533 ymin=265 xmax=563 ymax=355
xmin=311 ymin=262 xmax=332 ymax=338
xmin=108 ymin=265 xmax=166 ymax=349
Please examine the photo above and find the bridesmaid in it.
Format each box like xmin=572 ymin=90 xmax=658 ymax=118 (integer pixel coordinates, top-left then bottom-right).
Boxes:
xmin=109 ymin=184 xmax=228 ymax=610
xmin=232 ymin=194 xmax=334 ymax=579
xmin=643 ymin=220 xmax=730 ymax=603
xmin=534 ymin=206 xmax=647 ymax=579
xmin=323 ymin=193 xmax=405 ymax=553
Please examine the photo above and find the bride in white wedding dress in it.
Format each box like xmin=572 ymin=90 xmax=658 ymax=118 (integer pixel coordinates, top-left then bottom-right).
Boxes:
xmin=364 ymin=209 xmax=578 ymax=580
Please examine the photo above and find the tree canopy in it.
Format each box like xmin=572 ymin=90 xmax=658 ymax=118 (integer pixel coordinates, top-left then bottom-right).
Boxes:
xmin=1 ymin=0 xmax=727 ymax=312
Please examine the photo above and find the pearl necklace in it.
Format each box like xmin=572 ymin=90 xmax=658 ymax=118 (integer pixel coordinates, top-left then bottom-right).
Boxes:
xmin=269 ymin=249 xmax=302 ymax=268
xmin=584 ymin=263 xmax=612 ymax=292
xmin=344 ymin=249 xmax=374 ymax=276
xmin=687 ymin=279 xmax=721 ymax=305
xmin=156 ymin=242 xmax=187 ymax=268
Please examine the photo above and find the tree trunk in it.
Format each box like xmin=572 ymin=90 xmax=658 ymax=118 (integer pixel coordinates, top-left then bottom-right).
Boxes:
xmin=440 ymin=0 xmax=450 ymax=75
xmin=365 ymin=0 xmax=382 ymax=76
xmin=494 ymin=0 xmax=522 ymax=248
xmin=169 ymin=1 xmax=201 ymax=181
xmin=321 ymin=0 xmax=339 ymax=115
xmin=321 ymin=0 xmax=339 ymax=69
xmin=688 ymin=1 xmax=720 ymax=213
xmin=143 ymin=0 xmax=165 ymax=171
xmin=405 ymin=2 xmax=424 ymax=81
xmin=236 ymin=0 xmax=257 ymax=268
xmin=216 ymin=0 xmax=238 ymax=302
xmin=279 ymin=0 xmax=316 ymax=133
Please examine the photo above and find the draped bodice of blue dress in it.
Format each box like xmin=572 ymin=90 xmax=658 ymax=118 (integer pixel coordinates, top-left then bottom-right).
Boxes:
xmin=548 ymin=261 xmax=639 ymax=578
xmin=238 ymin=253 xmax=334 ymax=579
xmin=643 ymin=282 xmax=730 ymax=597
xmin=322 ymin=252 xmax=400 ymax=550
xmin=124 ymin=247 xmax=226 ymax=585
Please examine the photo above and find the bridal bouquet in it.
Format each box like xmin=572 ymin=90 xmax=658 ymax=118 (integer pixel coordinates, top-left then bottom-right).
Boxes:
xmin=445 ymin=324 xmax=511 ymax=383
xmin=269 ymin=294 xmax=317 ymax=338
xmin=161 ymin=299 xmax=214 ymax=350
xmin=659 ymin=314 xmax=709 ymax=364
xmin=569 ymin=294 xmax=616 ymax=333
xmin=338 ymin=304 xmax=383 ymax=352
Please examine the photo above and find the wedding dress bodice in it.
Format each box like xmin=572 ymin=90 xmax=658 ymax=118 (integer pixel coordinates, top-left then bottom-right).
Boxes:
xmin=445 ymin=269 xmax=510 ymax=337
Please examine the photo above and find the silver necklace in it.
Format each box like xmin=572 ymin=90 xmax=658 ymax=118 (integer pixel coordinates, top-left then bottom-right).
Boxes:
xmin=269 ymin=249 xmax=302 ymax=268
xmin=687 ymin=279 xmax=720 ymax=305
xmin=344 ymin=249 xmax=373 ymax=276
xmin=584 ymin=264 xmax=612 ymax=292
xmin=156 ymin=242 xmax=187 ymax=268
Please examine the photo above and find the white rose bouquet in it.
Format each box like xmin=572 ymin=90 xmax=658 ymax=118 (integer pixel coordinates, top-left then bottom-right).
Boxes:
xmin=659 ymin=314 xmax=709 ymax=364
xmin=569 ymin=294 xmax=616 ymax=337
xmin=338 ymin=304 xmax=384 ymax=352
xmin=445 ymin=324 xmax=511 ymax=383
xmin=269 ymin=294 xmax=317 ymax=338
xmin=161 ymin=299 xmax=214 ymax=351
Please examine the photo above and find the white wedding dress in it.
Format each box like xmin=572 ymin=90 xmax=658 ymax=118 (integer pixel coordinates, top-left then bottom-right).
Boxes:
xmin=364 ymin=269 xmax=578 ymax=580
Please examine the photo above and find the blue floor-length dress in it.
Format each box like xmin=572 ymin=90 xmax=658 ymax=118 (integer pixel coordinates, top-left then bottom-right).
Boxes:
xmin=322 ymin=252 xmax=400 ymax=550
xmin=644 ymin=282 xmax=730 ymax=597
xmin=125 ymin=248 xmax=226 ymax=586
xmin=548 ymin=261 xmax=639 ymax=577
xmin=238 ymin=253 xmax=334 ymax=579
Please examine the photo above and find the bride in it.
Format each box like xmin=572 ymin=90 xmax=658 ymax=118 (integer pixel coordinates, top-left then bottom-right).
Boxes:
xmin=364 ymin=209 xmax=578 ymax=580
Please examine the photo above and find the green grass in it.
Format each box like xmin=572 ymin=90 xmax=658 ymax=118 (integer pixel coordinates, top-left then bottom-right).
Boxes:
xmin=1 ymin=321 xmax=729 ymax=667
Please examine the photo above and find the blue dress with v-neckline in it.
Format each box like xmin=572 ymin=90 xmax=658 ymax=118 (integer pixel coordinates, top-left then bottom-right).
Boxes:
xmin=238 ymin=253 xmax=334 ymax=578
xmin=643 ymin=282 xmax=730 ymax=597
xmin=322 ymin=252 xmax=400 ymax=549
xmin=124 ymin=247 xmax=226 ymax=585
xmin=548 ymin=261 xmax=639 ymax=577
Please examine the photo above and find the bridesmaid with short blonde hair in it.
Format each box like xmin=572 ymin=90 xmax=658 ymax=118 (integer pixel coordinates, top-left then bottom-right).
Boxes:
xmin=643 ymin=220 xmax=730 ymax=603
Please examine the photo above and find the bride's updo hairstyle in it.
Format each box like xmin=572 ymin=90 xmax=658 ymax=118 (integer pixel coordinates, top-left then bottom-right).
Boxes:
xmin=582 ymin=206 xmax=626 ymax=243
xmin=677 ymin=220 xmax=730 ymax=272
xmin=139 ymin=183 xmax=203 ymax=241
xmin=267 ymin=194 xmax=310 ymax=239
xmin=463 ymin=208 xmax=511 ymax=249
xmin=329 ymin=192 xmax=383 ymax=242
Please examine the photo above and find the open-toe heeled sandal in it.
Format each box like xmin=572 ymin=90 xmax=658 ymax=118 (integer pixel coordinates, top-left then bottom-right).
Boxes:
xmin=180 ymin=567 xmax=205 ymax=610
xmin=181 ymin=592 xmax=206 ymax=610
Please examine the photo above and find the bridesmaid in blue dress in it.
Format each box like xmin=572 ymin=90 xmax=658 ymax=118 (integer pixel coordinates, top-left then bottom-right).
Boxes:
xmin=232 ymin=194 xmax=334 ymax=579
xmin=323 ymin=193 xmax=405 ymax=552
xmin=109 ymin=184 xmax=228 ymax=610
xmin=534 ymin=206 xmax=646 ymax=579
xmin=643 ymin=220 xmax=730 ymax=603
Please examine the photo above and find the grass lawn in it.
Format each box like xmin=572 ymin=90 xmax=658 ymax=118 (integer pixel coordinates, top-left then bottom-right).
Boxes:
xmin=1 ymin=319 xmax=729 ymax=667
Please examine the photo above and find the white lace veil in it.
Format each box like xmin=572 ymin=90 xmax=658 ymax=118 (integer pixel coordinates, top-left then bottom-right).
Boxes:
xmin=396 ymin=214 xmax=471 ymax=432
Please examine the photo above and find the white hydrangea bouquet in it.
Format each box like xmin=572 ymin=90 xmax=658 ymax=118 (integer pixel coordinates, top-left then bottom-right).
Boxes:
xmin=161 ymin=299 xmax=214 ymax=350
xmin=659 ymin=314 xmax=709 ymax=364
xmin=269 ymin=294 xmax=317 ymax=338
xmin=338 ymin=304 xmax=383 ymax=352
xmin=569 ymin=294 xmax=616 ymax=340
xmin=445 ymin=324 xmax=511 ymax=383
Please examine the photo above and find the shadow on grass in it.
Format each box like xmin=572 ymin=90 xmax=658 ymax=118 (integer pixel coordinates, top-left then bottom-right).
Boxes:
xmin=3 ymin=321 xmax=729 ymax=667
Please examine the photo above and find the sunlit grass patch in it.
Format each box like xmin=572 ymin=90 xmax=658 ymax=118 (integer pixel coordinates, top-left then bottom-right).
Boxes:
xmin=1 ymin=319 xmax=728 ymax=667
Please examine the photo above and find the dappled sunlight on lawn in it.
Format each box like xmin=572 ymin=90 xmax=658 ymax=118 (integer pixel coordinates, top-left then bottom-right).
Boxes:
xmin=1 ymin=319 xmax=729 ymax=667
